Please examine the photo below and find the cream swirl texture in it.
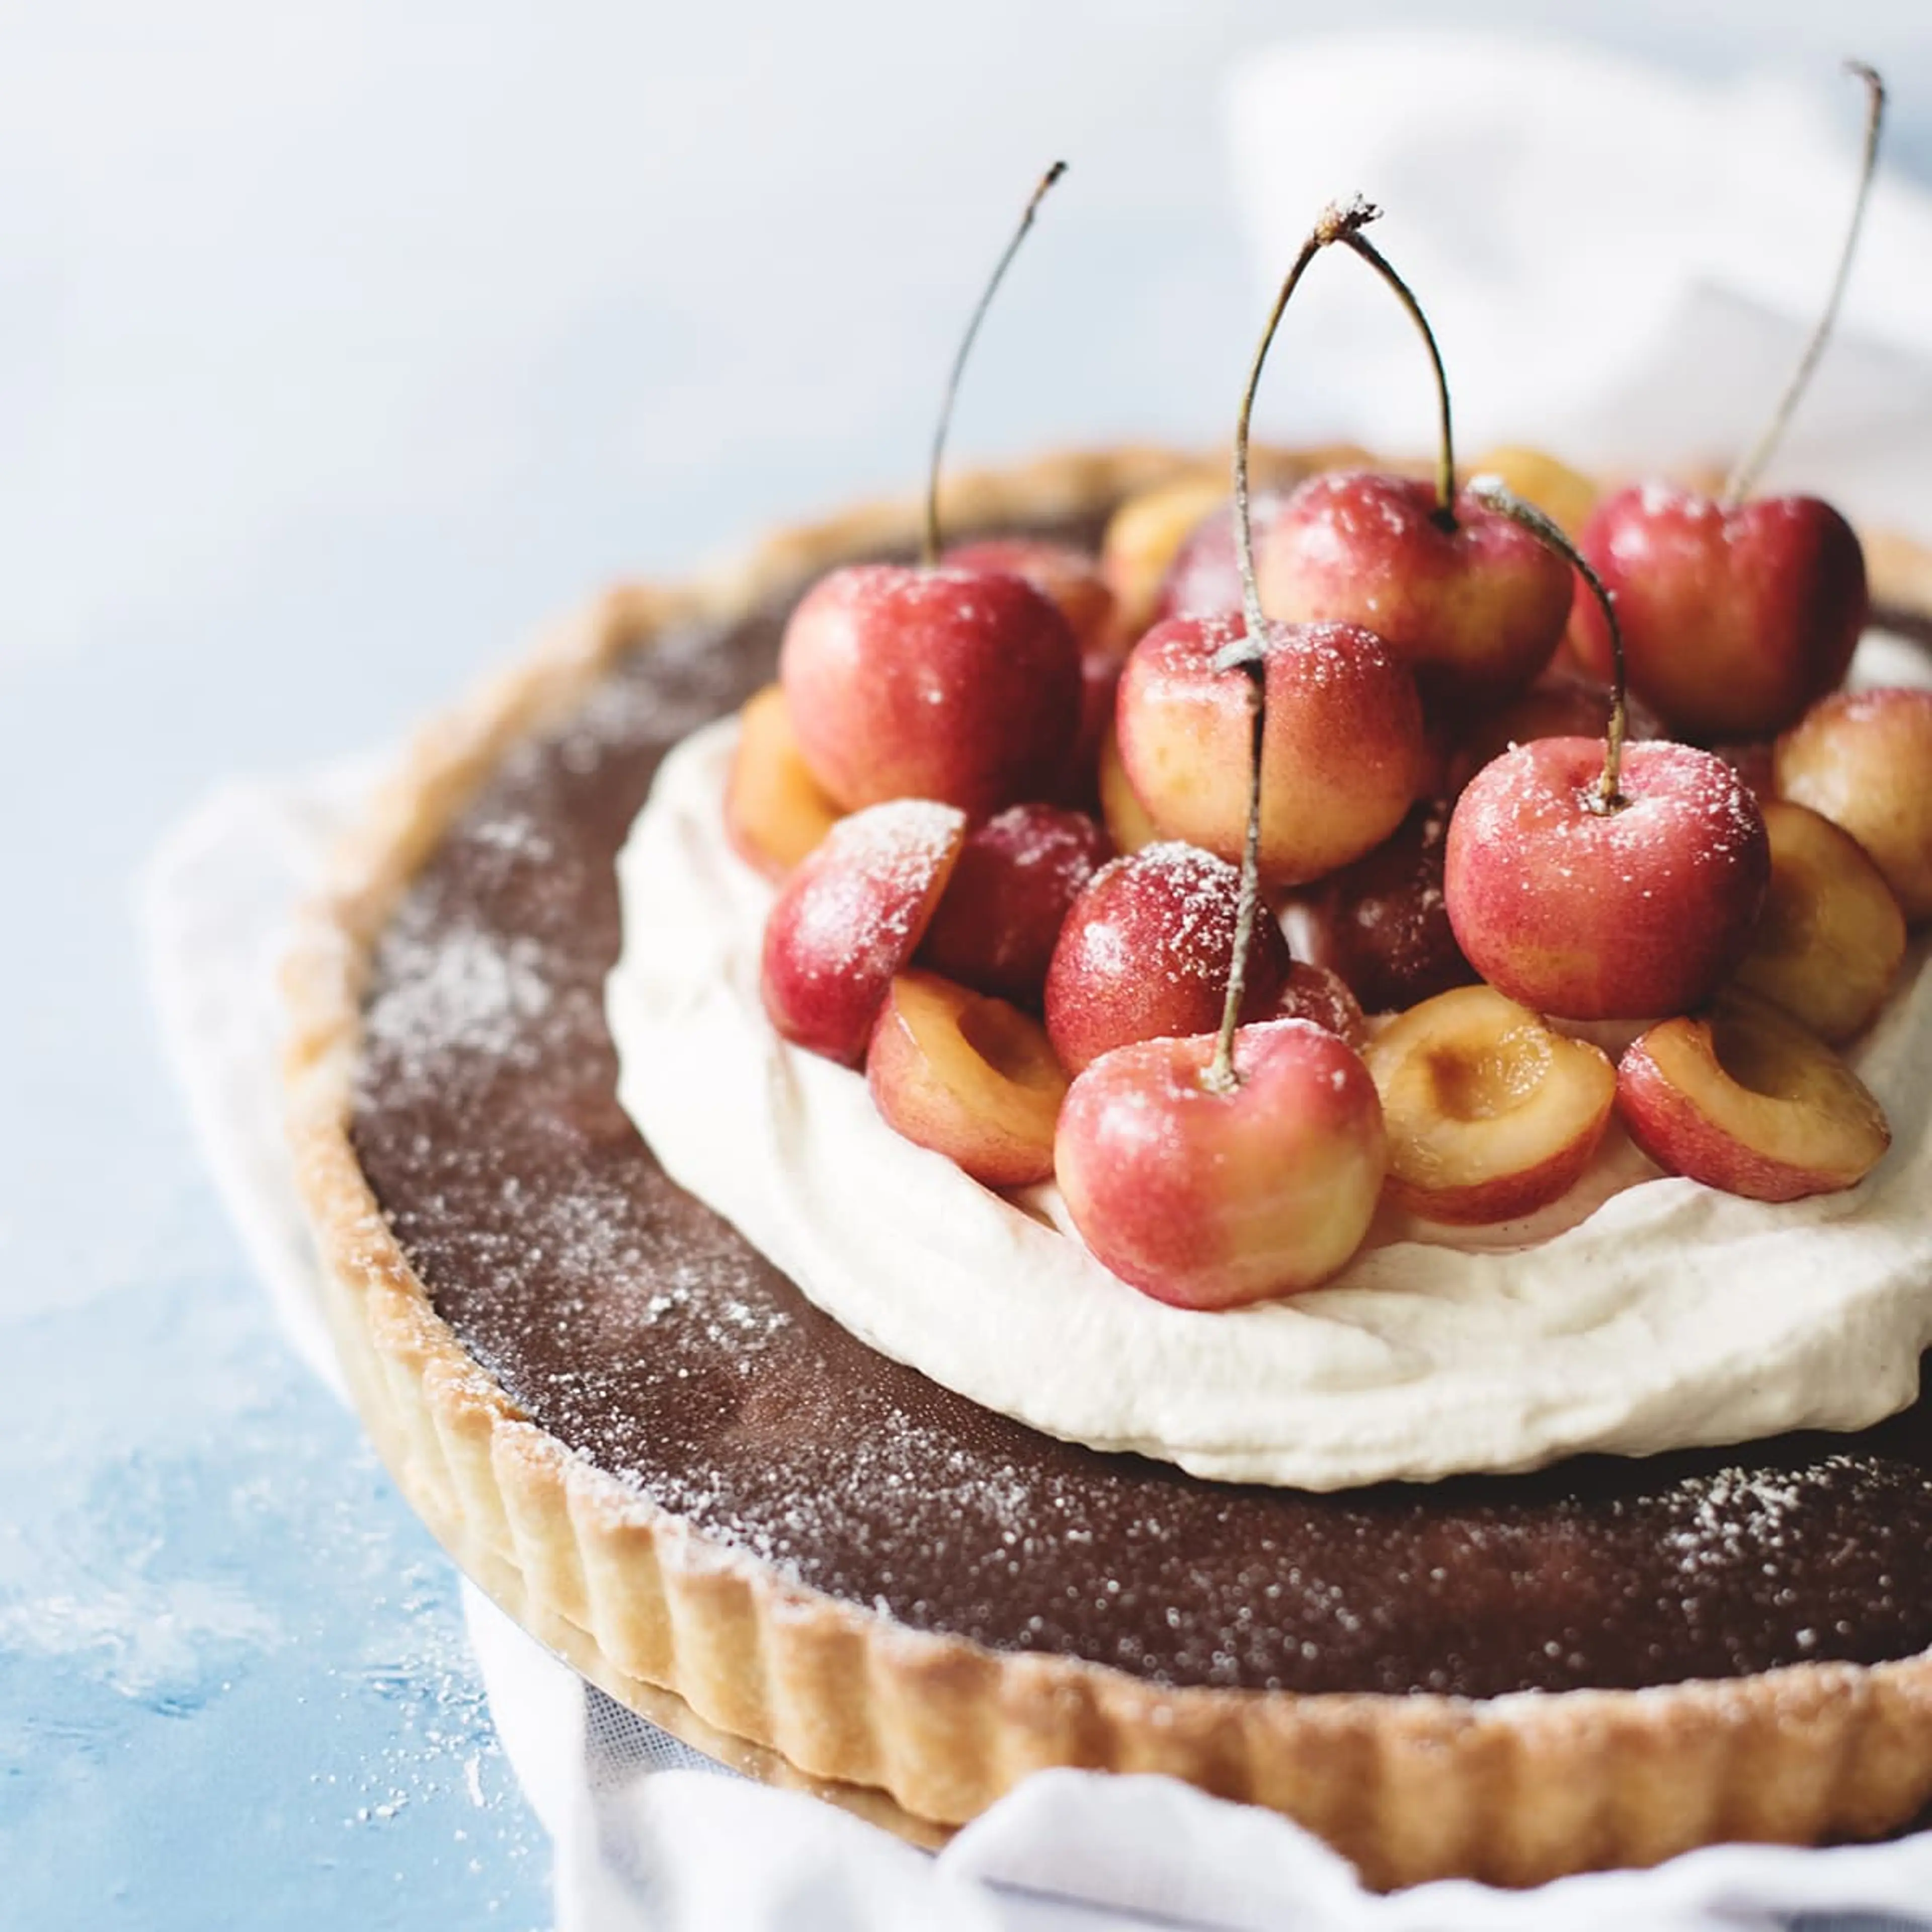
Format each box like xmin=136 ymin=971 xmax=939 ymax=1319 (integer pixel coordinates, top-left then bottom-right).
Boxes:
xmin=608 ymin=695 xmax=1932 ymax=1490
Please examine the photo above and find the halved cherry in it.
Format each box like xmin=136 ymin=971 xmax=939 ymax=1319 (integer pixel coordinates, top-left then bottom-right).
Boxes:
xmin=1731 ymin=800 xmax=1906 ymax=1043
xmin=1043 ymin=841 xmax=1292 ymax=1077
xmin=725 ymin=684 xmax=843 ymax=881
xmin=1617 ymin=990 xmax=1891 ymax=1202
xmin=760 ymin=799 xmax=966 ymax=1066
xmin=1364 ymin=985 xmax=1616 ymax=1225
xmin=867 ymin=971 xmax=1067 ymax=1187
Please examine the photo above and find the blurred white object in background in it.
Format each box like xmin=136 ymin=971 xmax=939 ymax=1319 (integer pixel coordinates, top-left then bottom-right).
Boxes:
xmin=1228 ymin=32 xmax=1932 ymax=530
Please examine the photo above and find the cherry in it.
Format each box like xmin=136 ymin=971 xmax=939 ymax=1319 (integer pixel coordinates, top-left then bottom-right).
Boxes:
xmin=1249 ymin=211 xmax=1572 ymax=705
xmin=1444 ymin=484 xmax=1769 ymax=1021
xmin=1055 ymin=200 xmax=1395 ymax=1307
xmin=1569 ymin=65 xmax=1885 ymax=741
xmin=779 ymin=166 xmax=1082 ymax=816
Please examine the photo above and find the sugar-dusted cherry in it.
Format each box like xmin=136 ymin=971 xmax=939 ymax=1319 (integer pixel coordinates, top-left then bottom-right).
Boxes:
xmin=1444 ymin=481 xmax=1770 ymax=1021
xmin=1303 ymin=800 xmax=1474 ymax=1015
xmin=1258 ymin=471 xmax=1573 ymax=705
xmin=1268 ymin=960 xmax=1367 ymax=1049
xmin=1056 ymin=1019 xmax=1387 ymax=1308
xmin=1449 ymin=735 xmax=1769 ymax=1022
xmin=866 ymin=971 xmax=1067 ymax=1187
xmin=1775 ymin=686 xmax=1932 ymax=923
xmin=918 ymin=802 xmax=1111 ymax=1008
xmin=1617 ymin=990 xmax=1891 ymax=1201
xmin=1249 ymin=227 xmax=1572 ymax=704
xmin=1731 ymin=799 xmax=1906 ymax=1042
xmin=778 ymin=165 xmax=1082 ymax=818
xmin=1115 ymin=611 xmax=1425 ymax=886
xmin=1364 ymin=985 xmax=1616 ymax=1224
xmin=760 ymin=798 xmax=966 ymax=1066
xmin=1043 ymin=841 xmax=1291 ymax=1075
xmin=781 ymin=563 xmax=1081 ymax=818
xmin=1569 ymin=68 xmax=1885 ymax=740
xmin=724 ymin=684 xmax=843 ymax=881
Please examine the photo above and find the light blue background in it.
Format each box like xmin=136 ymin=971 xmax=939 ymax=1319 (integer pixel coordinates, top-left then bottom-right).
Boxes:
xmin=4 ymin=4 xmax=1930 ymax=1926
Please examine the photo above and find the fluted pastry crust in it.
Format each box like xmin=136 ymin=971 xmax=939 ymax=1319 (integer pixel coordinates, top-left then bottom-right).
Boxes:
xmin=284 ymin=444 xmax=1932 ymax=1888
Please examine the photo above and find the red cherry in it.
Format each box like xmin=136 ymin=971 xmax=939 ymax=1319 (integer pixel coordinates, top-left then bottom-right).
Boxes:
xmin=943 ymin=536 xmax=1119 ymax=657
xmin=779 ymin=563 xmax=1082 ymax=817
xmin=1055 ymin=1020 xmax=1387 ymax=1309
xmin=1565 ymin=66 xmax=1884 ymax=742
xmin=1571 ymin=486 xmax=1867 ymax=741
xmin=1043 ymin=842 xmax=1292 ymax=1075
xmin=1445 ymin=738 xmax=1770 ymax=1021
xmin=1257 ymin=471 xmax=1574 ymax=704
xmin=919 ymin=802 xmax=1112 ymax=1008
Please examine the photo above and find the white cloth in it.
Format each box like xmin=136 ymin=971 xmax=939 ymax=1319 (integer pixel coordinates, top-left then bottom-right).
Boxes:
xmin=1226 ymin=32 xmax=1932 ymax=535
xmin=140 ymin=33 xmax=1932 ymax=1931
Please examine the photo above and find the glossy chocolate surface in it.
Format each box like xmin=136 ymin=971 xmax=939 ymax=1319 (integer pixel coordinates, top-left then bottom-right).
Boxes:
xmin=352 ymin=528 xmax=1932 ymax=1699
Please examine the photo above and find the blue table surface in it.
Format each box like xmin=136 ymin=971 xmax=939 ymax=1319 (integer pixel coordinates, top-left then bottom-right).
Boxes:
xmin=5 ymin=5 xmax=1931 ymax=1925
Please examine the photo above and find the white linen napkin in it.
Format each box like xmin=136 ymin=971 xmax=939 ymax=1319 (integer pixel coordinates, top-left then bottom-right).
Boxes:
xmin=141 ymin=32 xmax=1932 ymax=1931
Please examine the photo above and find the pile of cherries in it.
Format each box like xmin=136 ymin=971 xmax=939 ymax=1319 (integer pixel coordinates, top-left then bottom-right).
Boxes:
xmin=732 ymin=82 xmax=1929 ymax=1314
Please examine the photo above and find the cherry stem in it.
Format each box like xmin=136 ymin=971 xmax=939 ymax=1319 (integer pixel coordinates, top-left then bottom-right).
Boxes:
xmin=1469 ymin=476 xmax=1628 ymax=814
xmin=1207 ymin=196 xmax=1381 ymax=1093
xmin=1337 ymin=227 xmax=1458 ymax=525
xmin=1724 ymin=62 xmax=1885 ymax=507
xmin=922 ymin=161 xmax=1067 ymax=567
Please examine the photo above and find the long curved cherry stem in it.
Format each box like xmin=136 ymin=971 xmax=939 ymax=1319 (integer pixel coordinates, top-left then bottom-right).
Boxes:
xmin=922 ymin=161 xmax=1067 ymax=566
xmin=1470 ymin=476 xmax=1628 ymax=814
xmin=1337 ymin=227 xmax=1458 ymax=524
xmin=1724 ymin=62 xmax=1885 ymax=507
xmin=1206 ymin=196 xmax=1380 ymax=1094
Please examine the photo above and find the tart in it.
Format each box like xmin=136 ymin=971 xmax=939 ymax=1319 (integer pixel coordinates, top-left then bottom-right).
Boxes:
xmin=286 ymin=445 xmax=1932 ymax=1890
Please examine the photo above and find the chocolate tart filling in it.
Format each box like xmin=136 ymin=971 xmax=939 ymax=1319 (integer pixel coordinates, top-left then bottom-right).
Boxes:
xmin=351 ymin=522 xmax=1932 ymax=1704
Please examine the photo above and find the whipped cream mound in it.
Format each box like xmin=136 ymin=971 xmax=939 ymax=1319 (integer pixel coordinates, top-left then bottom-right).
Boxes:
xmin=607 ymin=718 xmax=1932 ymax=1491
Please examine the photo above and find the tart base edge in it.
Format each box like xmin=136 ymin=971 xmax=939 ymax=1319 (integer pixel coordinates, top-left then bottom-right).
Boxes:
xmin=281 ymin=443 xmax=1932 ymax=1889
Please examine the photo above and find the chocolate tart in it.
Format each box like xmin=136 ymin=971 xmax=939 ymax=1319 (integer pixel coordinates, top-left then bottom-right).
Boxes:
xmin=285 ymin=445 xmax=1932 ymax=1889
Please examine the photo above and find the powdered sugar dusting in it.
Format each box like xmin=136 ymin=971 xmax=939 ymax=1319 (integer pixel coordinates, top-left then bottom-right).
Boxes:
xmin=785 ymin=799 xmax=963 ymax=978
xmin=361 ymin=913 xmax=554 ymax=1103
xmin=349 ymin=570 xmax=1932 ymax=1702
xmin=816 ymin=560 xmax=1045 ymax=637
xmin=1112 ymin=841 xmax=1244 ymax=985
